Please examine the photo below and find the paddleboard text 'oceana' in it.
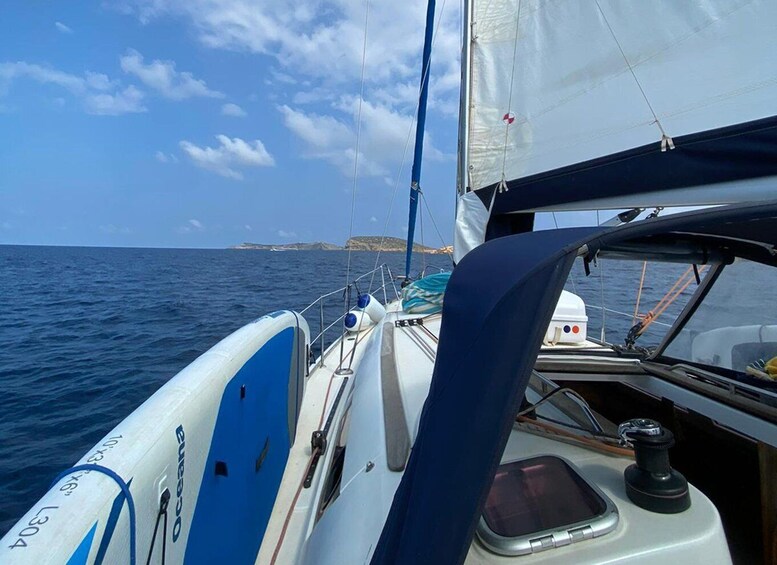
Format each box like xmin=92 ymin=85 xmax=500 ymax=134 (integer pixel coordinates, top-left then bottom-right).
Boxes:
xmin=173 ymin=424 xmax=185 ymax=542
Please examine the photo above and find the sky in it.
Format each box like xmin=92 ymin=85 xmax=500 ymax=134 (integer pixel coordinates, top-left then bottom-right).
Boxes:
xmin=0 ymin=2 xmax=709 ymax=250
xmin=0 ymin=0 xmax=470 ymax=248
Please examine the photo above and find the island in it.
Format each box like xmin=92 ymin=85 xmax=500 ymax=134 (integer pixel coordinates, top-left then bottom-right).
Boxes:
xmin=230 ymin=236 xmax=448 ymax=254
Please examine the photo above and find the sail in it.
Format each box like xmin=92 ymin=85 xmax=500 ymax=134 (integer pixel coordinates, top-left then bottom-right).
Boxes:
xmin=455 ymin=0 xmax=777 ymax=260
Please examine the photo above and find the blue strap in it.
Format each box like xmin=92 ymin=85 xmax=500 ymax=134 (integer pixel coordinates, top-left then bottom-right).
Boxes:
xmin=51 ymin=463 xmax=136 ymax=565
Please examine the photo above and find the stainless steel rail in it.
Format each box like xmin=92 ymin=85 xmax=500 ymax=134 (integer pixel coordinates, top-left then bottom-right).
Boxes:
xmin=300 ymin=264 xmax=400 ymax=368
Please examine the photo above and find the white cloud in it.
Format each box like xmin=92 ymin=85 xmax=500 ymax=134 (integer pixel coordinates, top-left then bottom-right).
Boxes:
xmin=1 ymin=221 xmax=12 ymax=230
xmin=370 ymin=216 xmax=377 ymax=223
xmin=0 ymin=61 xmax=146 ymax=115
xmin=176 ymin=219 xmax=204 ymax=233
xmin=244 ymin=224 xmax=252 ymax=231
xmin=279 ymin=98 xmax=448 ymax=179
xmin=1 ymin=62 xmax=91 ymax=93
xmin=179 ymin=134 xmax=275 ymax=179
xmin=267 ymin=69 xmax=297 ymax=86
xmin=118 ymin=0 xmax=459 ymax=92
xmin=117 ymin=0 xmax=461 ymax=172
xmin=120 ymin=49 xmax=223 ymax=100
xmin=55 ymin=22 xmax=73 ymax=34
xmin=85 ymin=85 xmax=146 ymax=115
xmin=277 ymin=229 xmax=297 ymax=238
xmin=221 ymin=102 xmax=246 ymax=117
xmin=155 ymin=150 xmax=178 ymax=163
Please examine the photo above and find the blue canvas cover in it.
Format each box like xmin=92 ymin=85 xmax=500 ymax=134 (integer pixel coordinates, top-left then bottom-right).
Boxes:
xmin=371 ymin=227 xmax=599 ymax=564
xmin=372 ymin=200 xmax=777 ymax=565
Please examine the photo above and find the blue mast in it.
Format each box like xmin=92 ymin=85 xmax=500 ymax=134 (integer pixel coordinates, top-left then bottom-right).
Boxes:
xmin=404 ymin=0 xmax=436 ymax=281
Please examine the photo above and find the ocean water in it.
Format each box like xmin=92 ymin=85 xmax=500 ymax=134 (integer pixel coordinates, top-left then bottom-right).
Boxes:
xmin=0 ymin=245 xmax=691 ymax=535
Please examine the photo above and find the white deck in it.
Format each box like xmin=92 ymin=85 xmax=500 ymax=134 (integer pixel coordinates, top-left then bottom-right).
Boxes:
xmin=258 ymin=302 xmax=729 ymax=564
xmin=466 ymin=430 xmax=729 ymax=564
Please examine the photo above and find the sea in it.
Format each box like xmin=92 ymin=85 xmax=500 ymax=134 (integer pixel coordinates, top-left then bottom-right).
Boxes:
xmin=0 ymin=244 xmax=691 ymax=535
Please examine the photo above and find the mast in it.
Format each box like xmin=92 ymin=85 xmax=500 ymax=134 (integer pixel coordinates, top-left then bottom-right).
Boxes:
xmin=404 ymin=0 xmax=436 ymax=281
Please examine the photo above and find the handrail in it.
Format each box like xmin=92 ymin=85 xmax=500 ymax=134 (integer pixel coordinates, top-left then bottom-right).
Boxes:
xmin=299 ymin=265 xmax=389 ymax=315
xmin=310 ymin=313 xmax=348 ymax=344
xmin=299 ymin=264 xmax=397 ymax=368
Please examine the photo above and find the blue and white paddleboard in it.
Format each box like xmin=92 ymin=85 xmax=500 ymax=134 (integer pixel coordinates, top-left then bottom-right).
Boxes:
xmin=1 ymin=310 xmax=309 ymax=564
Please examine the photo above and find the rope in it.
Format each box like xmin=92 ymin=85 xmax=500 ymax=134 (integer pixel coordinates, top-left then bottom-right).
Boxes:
xmin=594 ymin=0 xmax=671 ymax=146
xmin=644 ymin=267 xmax=703 ymax=327
xmin=50 ymin=464 xmax=136 ymax=565
xmin=633 ymin=261 xmax=648 ymax=325
xmin=269 ymin=446 xmax=320 ymax=565
xmin=627 ymin=264 xmax=709 ymax=345
xmin=270 ymin=353 xmax=353 ymax=564
xmin=145 ymin=489 xmax=169 ymax=565
xmin=587 ymin=304 xmax=672 ymax=328
xmin=516 ymin=417 xmax=634 ymax=458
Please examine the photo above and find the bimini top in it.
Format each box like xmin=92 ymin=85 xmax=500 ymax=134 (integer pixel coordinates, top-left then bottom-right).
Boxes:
xmin=372 ymin=201 xmax=777 ymax=565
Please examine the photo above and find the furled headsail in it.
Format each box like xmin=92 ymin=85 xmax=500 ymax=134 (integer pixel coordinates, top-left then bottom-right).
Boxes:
xmin=455 ymin=0 xmax=777 ymax=261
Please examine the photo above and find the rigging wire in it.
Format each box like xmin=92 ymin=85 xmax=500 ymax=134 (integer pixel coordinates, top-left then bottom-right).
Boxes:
xmin=596 ymin=209 xmax=606 ymax=342
xmin=339 ymin=0 xmax=371 ymax=370
xmin=498 ymin=0 xmax=524 ymax=188
xmin=344 ymin=0 xmax=371 ymax=291
xmin=421 ymin=191 xmax=453 ymax=261
xmin=368 ymin=0 xmax=450 ymax=292
xmin=419 ymin=191 xmax=427 ymax=276
xmin=551 ymin=211 xmax=578 ymax=294
xmin=594 ymin=0 xmax=671 ymax=147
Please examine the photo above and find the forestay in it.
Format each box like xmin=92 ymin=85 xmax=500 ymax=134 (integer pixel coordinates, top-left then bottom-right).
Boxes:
xmin=456 ymin=0 xmax=777 ymax=260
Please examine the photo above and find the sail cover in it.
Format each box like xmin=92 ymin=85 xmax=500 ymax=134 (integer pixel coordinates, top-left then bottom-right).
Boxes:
xmin=456 ymin=0 xmax=777 ymax=260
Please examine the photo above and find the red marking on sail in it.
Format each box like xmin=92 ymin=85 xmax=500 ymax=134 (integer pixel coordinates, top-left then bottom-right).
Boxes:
xmin=503 ymin=112 xmax=515 ymax=125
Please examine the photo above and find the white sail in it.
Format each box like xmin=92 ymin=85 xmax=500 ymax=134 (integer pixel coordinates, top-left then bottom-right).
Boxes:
xmin=455 ymin=0 xmax=777 ymax=260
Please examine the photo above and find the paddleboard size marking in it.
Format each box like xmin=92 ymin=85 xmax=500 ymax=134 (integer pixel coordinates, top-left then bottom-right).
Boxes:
xmin=7 ymin=506 xmax=58 ymax=549
xmin=59 ymin=435 xmax=123 ymax=496
xmin=86 ymin=435 xmax=123 ymax=464
xmin=173 ymin=425 xmax=186 ymax=543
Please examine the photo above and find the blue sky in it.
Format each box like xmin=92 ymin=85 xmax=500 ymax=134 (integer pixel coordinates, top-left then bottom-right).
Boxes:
xmin=0 ymin=0 xmax=471 ymax=248
xmin=0 ymin=2 xmax=701 ymax=249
